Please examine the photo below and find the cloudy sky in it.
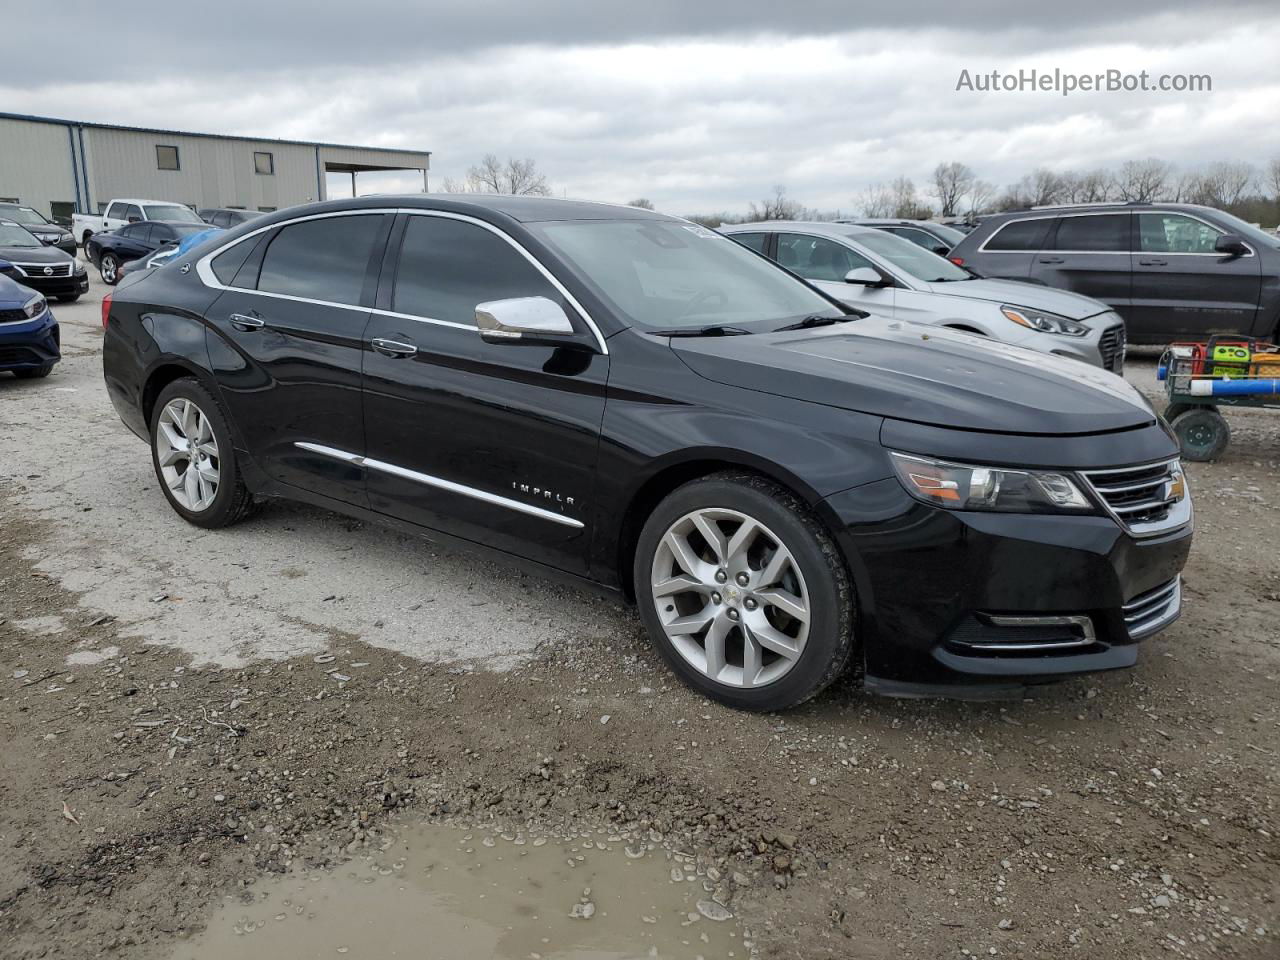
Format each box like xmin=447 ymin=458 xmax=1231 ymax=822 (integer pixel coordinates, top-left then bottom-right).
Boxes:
xmin=10 ymin=2 xmax=1280 ymax=214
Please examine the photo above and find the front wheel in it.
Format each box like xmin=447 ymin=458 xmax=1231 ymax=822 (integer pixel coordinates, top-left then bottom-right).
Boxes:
xmin=634 ymin=472 xmax=855 ymax=711
xmin=99 ymin=253 xmax=120 ymax=285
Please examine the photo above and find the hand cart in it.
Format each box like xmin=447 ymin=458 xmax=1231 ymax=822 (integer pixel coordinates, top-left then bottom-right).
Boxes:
xmin=1156 ymin=336 xmax=1280 ymax=460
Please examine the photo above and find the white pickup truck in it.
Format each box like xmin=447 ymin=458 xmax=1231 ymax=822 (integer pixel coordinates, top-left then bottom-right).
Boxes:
xmin=72 ymin=199 xmax=206 ymax=251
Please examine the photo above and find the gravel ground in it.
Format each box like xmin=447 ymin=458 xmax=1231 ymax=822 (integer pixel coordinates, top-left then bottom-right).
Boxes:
xmin=0 ymin=273 xmax=1277 ymax=959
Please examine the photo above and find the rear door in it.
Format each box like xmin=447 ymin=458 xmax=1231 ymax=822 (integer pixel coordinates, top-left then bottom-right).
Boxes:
xmin=1129 ymin=211 xmax=1262 ymax=341
xmin=775 ymin=232 xmax=895 ymax=318
xmin=968 ymin=217 xmax=1051 ymax=280
xmin=204 ymin=211 xmax=392 ymax=504
xmin=361 ymin=212 xmax=607 ymax=574
xmin=1031 ymin=213 xmax=1132 ymax=314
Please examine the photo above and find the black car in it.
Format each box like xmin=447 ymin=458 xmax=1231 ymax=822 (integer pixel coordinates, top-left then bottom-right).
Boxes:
xmin=948 ymin=202 xmax=1280 ymax=343
xmin=87 ymin=221 xmax=215 ymax=285
xmin=198 ymin=208 xmax=265 ymax=229
xmin=0 ymin=221 xmax=89 ymax=302
xmin=0 ymin=203 xmax=77 ymax=255
xmin=102 ymin=196 xmax=1192 ymax=709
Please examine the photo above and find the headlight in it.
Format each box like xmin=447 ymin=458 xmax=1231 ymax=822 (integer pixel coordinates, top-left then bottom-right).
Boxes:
xmin=74 ymin=261 xmax=87 ymax=275
xmin=22 ymin=292 xmax=48 ymax=319
xmin=1001 ymin=305 xmax=1090 ymax=338
xmin=889 ymin=452 xmax=1094 ymax=514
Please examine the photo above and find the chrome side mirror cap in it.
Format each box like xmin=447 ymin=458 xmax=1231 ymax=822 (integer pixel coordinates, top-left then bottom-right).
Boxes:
xmin=844 ymin=267 xmax=884 ymax=286
xmin=476 ymin=296 xmax=576 ymax=345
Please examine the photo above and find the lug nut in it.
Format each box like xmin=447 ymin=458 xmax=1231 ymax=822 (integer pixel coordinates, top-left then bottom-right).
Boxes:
xmin=735 ymin=572 xmax=750 ymax=587
xmin=727 ymin=608 xmax=740 ymax=621
xmin=711 ymin=592 xmax=722 ymax=604
xmin=715 ymin=569 xmax=728 ymax=583
xmin=744 ymin=598 xmax=758 ymax=611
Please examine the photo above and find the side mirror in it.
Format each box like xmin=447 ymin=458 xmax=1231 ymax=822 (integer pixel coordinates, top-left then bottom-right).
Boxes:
xmin=930 ymin=244 xmax=950 ymax=256
xmin=845 ymin=267 xmax=887 ymax=287
xmin=1214 ymin=234 xmax=1249 ymax=258
xmin=476 ymin=296 xmax=577 ymax=347
xmin=127 ymin=216 xmax=141 ymax=223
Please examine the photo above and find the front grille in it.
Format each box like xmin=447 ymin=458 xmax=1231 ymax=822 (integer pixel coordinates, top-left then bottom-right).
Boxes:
xmin=1080 ymin=459 xmax=1190 ymax=536
xmin=13 ymin=262 xmax=72 ymax=278
xmin=1099 ymin=324 xmax=1126 ymax=372
xmin=0 ymin=346 xmax=40 ymax=365
xmin=1122 ymin=577 xmax=1181 ymax=638
xmin=0 ymin=307 xmax=28 ymax=323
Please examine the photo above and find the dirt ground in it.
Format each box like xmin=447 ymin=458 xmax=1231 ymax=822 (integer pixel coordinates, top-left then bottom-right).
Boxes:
xmin=1 ymin=272 xmax=1277 ymax=959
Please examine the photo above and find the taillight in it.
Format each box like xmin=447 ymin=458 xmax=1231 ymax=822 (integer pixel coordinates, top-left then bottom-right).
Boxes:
xmin=101 ymin=292 xmax=112 ymax=329
xmin=948 ymin=256 xmax=965 ymax=266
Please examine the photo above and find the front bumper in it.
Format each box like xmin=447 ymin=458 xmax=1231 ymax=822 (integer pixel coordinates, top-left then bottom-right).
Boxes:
xmin=822 ymin=477 xmax=1191 ymax=697
xmin=1032 ymin=319 xmax=1126 ymax=373
xmin=3 ymin=272 xmax=89 ymax=298
xmin=0 ymin=311 xmax=61 ymax=370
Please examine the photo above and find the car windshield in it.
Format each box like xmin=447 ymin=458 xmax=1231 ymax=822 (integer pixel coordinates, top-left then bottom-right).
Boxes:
xmin=143 ymin=204 xmax=203 ymax=224
xmin=0 ymin=206 xmax=50 ymax=226
xmin=529 ymin=219 xmax=843 ymax=331
xmin=170 ymin=223 xmax=216 ymax=237
xmin=1204 ymin=209 xmax=1280 ymax=250
xmin=929 ymin=223 xmax=967 ymax=246
xmin=0 ymin=224 xmax=42 ymax=247
xmin=853 ymin=229 xmax=971 ymax=282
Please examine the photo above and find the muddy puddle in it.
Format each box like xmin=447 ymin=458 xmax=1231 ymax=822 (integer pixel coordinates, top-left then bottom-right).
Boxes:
xmin=172 ymin=821 xmax=750 ymax=959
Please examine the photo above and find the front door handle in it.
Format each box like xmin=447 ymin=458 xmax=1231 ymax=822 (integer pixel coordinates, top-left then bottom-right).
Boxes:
xmin=229 ymin=313 xmax=265 ymax=331
xmin=1038 ymin=256 xmax=1065 ymax=264
xmin=1138 ymin=258 xmax=1169 ymax=266
xmin=371 ymin=337 xmax=417 ymax=358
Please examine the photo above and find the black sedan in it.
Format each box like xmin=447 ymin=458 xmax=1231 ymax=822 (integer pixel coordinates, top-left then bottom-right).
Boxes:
xmin=0 ymin=221 xmax=89 ymax=302
xmin=102 ymin=196 xmax=1191 ymax=710
xmin=87 ymin=221 xmax=215 ymax=285
xmin=0 ymin=203 xmax=77 ymax=255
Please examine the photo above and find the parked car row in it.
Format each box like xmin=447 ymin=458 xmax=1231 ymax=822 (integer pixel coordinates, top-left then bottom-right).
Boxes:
xmin=0 ymin=220 xmax=89 ymax=302
xmin=100 ymin=195 xmax=1191 ymax=710
xmin=87 ymin=220 xmax=221 ymax=285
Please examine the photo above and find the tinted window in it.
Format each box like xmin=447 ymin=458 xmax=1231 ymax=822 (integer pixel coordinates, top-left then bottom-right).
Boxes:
xmin=984 ymin=218 xmax=1050 ymax=251
xmin=393 ymin=216 xmax=560 ymax=325
xmin=118 ymin=223 xmax=147 ymax=240
xmin=1051 ymin=214 xmax=1129 ymax=252
xmin=211 ymin=237 xmax=260 ymax=285
xmin=731 ymin=232 xmax=768 ymax=254
xmin=151 ymin=224 xmax=175 ymax=242
xmin=258 ymin=215 xmax=383 ymax=305
xmin=888 ymin=227 xmax=945 ymax=251
xmin=777 ymin=234 xmax=873 ymax=282
xmin=1138 ymin=213 xmax=1223 ymax=254
xmin=106 ymin=202 xmax=127 ymax=221
xmin=124 ymin=204 xmax=144 ymax=223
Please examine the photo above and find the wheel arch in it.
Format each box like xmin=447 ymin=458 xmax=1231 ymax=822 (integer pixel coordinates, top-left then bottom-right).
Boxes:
xmin=141 ymin=360 xmax=215 ymax=429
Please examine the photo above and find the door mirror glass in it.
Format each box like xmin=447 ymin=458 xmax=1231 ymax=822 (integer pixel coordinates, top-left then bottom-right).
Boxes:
xmin=476 ymin=296 xmax=575 ymax=345
xmin=844 ymin=267 xmax=883 ymax=286
xmin=1214 ymin=233 xmax=1249 ymax=257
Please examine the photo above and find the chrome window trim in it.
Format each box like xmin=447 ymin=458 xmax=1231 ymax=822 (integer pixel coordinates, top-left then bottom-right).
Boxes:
xmin=294 ymin=442 xmax=585 ymax=529
xmin=194 ymin=207 xmax=609 ymax=353
xmin=978 ymin=210 xmax=1255 ymax=258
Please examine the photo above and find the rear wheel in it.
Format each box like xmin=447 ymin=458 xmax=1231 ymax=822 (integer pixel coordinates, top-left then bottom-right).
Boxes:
xmin=1171 ymin=407 xmax=1230 ymax=461
xmin=149 ymin=378 xmax=255 ymax=528
xmin=13 ymin=365 xmax=53 ymax=380
xmin=634 ymin=472 xmax=854 ymax=711
xmin=99 ymin=252 xmax=120 ymax=285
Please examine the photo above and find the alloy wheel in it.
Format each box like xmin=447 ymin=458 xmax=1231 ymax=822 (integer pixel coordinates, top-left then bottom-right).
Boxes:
xmin=155 ymin=398 xmax=220 ymax=511
xmin=650 ymin=507 xmax=810 ymax=688
xmin=101 ymin=255 xmax=117 ymax=283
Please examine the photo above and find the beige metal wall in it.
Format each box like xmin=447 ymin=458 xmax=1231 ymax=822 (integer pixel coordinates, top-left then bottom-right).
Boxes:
xmin=0 ymin=117 xmax=80 ymax=217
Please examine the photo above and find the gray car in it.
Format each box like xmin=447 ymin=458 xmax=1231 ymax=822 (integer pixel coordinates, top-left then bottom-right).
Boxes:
xmin=947 ymin=202 xmax=1280 ymax=344
xmin=721 ymin=221 xmax=1126 ymax=370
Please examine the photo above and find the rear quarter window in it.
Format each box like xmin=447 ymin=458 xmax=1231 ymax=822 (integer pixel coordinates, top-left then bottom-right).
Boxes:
xmin=981 ymin=218 xmax=1051 ymax=252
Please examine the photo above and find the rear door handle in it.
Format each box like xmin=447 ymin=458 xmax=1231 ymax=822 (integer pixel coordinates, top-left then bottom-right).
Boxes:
xmin=1138 ymin=258 xmax=1169 ymax=266
xmin=229 ymin=313 xmax=265 ymax=331
xmin=371 ymin=337 xmax=417 ymax=358
xmin=1038 ymin=256 xmax=1065 ymax=264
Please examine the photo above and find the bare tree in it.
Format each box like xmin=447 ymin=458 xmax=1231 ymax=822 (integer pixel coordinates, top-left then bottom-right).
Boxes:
xmin=628 ymin=198 xmax=656 ymax=210
xmin=1113 ymin=158 xmax=1172 ymax=202
xmin=452 ymin=154 xmax=551 ymax=196
xmin=1058 ymin=169 xmax=1112 ymax=204
xmin=1192 ymin=161 xmax=1256 ymax=208
xmin=964 ymin=179 xmax=995 ymax=218
xmin=890 ymin=176 xmax=932 ymax=219
xmin=931 ymin=162 xmax=975 ymax=217
xmin=858 ymin=183 xmax=895 ymax=218
xmin=1269 ymin=157 xmax=1280 ymax=202
xmin=748 ymin=185 xmax=803 ymax=221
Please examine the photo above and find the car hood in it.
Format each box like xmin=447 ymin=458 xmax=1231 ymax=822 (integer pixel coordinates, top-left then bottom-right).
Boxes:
xmin=0 ymin=244 xmax=74 ymax=266
xmin=671 ymin=317 xmax=1155 ymax=436
xmin=920 ymin=277 xmax=1113 ymax=320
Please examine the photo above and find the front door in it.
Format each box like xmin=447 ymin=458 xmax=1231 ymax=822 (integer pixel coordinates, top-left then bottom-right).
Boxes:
xmin=361 ymin=212 xmax=608 ymax=575
xmin=205 ymin=211 xmax=391 ymax=504
xmin=1129 ymin=211 xmax=1262 ymax=341
xmin=1030 ymin=212 xmax=1132 ymax=315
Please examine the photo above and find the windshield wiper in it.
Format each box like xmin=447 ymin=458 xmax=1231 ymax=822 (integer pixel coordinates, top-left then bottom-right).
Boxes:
xmin=647 ymin=325 xmax=754 ymax=337
xmin=773 ymin=314 xmax=858 ymax=332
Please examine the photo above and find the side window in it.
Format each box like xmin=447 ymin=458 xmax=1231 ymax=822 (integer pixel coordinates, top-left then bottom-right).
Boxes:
xmin=106 ymin=202 xmax=127 ymax=221
xmin=257 ymin=215 xmax=384 ymax=306
xmin=134 ymin=225 xmax=155 ymax=244
xmin=731 ymin=232 xmax=768 ymax=255
xmin=1050 ymin=214 xmax=1130 ymax=252
xmin=211 ymin=237 xmax=261 ymax=286
xmin=889 ymin=227 xmax=936 ymax=250
xmin=1138 ymin=213 xmax=1224 ymax=254
xmin=123 ymin=204 xmax=144 ymax=223
xmin=392 ymin=216 xmax=561 ymax=325
xmin=777 ymin=234 xmax=871 ymax=282
xmin=152 ymin=225 xmax=174 ymax=244
xmin=983 ymin=219 xmax=1050 ymax=252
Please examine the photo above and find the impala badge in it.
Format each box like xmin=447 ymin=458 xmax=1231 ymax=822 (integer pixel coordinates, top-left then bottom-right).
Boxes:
xmin=512 ymin=481 xmax=575 ymax=506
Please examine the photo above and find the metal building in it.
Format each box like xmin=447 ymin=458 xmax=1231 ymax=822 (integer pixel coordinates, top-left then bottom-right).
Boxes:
xmin=0 ymin=112 xmax=431 ymax=222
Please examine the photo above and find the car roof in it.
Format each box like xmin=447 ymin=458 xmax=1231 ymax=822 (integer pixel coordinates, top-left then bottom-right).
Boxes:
xmin=983 ymin=201 xmax=1232 ymax=220
xmin=274 ymin=194 xmax=683 ymax=225
xmin=840 ymin=218 xmax=942 ymax=228
xmin=721 ymin=220 xmax=880 ymax=239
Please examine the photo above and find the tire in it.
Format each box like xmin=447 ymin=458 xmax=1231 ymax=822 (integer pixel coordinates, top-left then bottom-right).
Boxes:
xmin=1161 ymin=402 xmax=1194 ymax=424
xmin=633 ymin=472 xmax=855 ymax=711
xmin=1171 ymin=407 xmax=1230 ymax=462
xmin=149 ymin=378 xmax=256 ymax=529
xmin=56 ymin=294 xmax=81 ymax=304
xmin=13 ymin=365 xmax=53 ymax=380
xmin=80 ymin=232 xmax=93 ymax=255
xmin=99 ymin=252 xmax=120 ymax=285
